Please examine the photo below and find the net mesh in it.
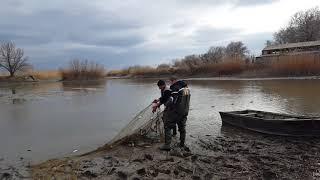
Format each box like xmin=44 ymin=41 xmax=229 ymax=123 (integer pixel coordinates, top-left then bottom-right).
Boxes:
xmin=108 ymin=104 xmax=164 ymax=146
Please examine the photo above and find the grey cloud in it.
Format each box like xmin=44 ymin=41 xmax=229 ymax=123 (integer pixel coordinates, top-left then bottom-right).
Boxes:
xmin=67 ymin=32 xmax=145 ymax=48
xmin=0 ymin=32 xmax=51 ymax=45
xmin=242 ymin=32 xmax=273 ymax=54
xmin=95 ymin=36 xmax=145 ymax=47
xmin=191 ymin=27 xmax=240 ymax=44
xmin=0 ymin=0 xmax=275 ymax=69
xmin=0 ymin=7 xmax=145 ymax=46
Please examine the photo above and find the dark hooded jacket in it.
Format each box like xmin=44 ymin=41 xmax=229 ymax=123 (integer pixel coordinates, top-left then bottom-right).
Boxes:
xmin=170 ymin=80 xmax=190 ymax=116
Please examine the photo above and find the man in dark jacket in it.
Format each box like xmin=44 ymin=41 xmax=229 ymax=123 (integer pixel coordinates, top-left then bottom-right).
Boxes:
xmin=169 ymin=76 xmax=190 ymax=149
xmin=153 ymin=80 xmax=177 ymax=144
xmin=154 ymin=77 xmax=190 ymax=151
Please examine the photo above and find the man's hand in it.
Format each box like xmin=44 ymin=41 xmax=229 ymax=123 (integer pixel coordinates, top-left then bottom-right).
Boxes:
xmin=152 ymin=102 xmax=160 ymax=113
xmin=152 ymin=99 xmax=159 ymax=103
xmin=152 ymin=106 xmax=157 ymax=113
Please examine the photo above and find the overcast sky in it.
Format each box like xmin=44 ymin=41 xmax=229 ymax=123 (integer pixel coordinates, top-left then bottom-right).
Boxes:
xmin=0 ymin=0 xmax=319 ymax=69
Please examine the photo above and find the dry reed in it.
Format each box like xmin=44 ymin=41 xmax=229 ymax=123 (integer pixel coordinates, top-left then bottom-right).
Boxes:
xmin=60 ymin=59 xmax=105 ymax=80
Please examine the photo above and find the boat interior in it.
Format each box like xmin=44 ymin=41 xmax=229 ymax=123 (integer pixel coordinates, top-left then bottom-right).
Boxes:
xmin=229 ymin=110 xmax=320 ymax=121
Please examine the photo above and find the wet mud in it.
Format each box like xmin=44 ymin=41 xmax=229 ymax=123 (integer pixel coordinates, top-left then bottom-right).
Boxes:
xmin=31 ymin=127 xmax=320 ymax=179
xmin=0 ymin=160 xmax=30 ymax=180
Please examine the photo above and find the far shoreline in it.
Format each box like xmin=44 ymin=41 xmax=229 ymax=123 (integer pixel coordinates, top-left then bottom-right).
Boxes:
xmin=0 ymin=74 xmax=319 ymax=85
xmin=106 ymin=75 xmax=320 ymax=81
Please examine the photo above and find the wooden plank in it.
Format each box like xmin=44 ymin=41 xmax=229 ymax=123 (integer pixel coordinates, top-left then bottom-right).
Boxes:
xmin=241 ymin=113 xmax=257 ymax=116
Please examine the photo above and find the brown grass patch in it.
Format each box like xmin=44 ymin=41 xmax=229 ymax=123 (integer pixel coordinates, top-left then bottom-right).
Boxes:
xmin=30 ymin=70 xmax=62 ymax=80
xmin=268 ymin=53 xmax=320 ymax=76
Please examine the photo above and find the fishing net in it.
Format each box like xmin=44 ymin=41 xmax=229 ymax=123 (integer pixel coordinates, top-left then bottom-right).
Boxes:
xmin=108 ymin=104 xmax=164 ymax=146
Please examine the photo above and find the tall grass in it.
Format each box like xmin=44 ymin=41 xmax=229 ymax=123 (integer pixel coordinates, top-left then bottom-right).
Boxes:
xmin=195 ymin=59 xmax=247 ymax=76
xmin=30 ymin=70 xmax=62 ymax=80
xmin=107 ymin=65 xmax=174 ymax=77
xmin=60 ymin=59 xmax=105 ymax=80
xmin=267 ymin=53 xmax=320 ymax=76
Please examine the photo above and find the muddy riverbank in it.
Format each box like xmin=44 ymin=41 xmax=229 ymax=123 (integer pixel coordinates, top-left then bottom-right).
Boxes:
xmin=32 ymin=126 xmax=320 ymax=179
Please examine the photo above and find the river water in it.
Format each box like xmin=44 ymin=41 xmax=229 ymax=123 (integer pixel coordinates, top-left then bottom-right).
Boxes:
xmin=1 ymin=79 xmax=320 ymax=165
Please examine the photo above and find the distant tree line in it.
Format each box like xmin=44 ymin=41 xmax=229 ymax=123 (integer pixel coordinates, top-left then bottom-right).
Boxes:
xmin=108 ymin=41 xmax=255 ymax=77
xmin=169 ymin=41 xmax=252 ymax=74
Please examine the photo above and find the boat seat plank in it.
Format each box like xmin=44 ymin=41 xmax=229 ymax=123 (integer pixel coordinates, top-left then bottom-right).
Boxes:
xmin=281 ymin=118 xmax=297 ymax=121
xmin=241 ymin=113 xmax=257 ymax=116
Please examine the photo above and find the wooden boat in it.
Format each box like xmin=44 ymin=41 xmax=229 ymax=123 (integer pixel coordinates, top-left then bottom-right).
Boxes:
xmin=219 ymin=110 xmax=320 ymax=136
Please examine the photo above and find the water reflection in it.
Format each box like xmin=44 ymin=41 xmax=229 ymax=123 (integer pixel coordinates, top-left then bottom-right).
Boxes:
xmin=11 ymin=88 xmax=16 ymax=94
xmin=257 ymin=80 xmax=320 ymax=116
xmin=187 ymin=80 xmax=247 ymax=94
xmin=62 ymin=80 xmax=107 ymax=91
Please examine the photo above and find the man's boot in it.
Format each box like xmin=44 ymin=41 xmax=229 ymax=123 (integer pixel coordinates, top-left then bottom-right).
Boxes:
xmin=159 ymin=144 xmax=171 ymax=151
xmin=160 ymin=128 xmax=172 ymax=151
xmin=179 ymin=130 xmax=186 ymax=147
xmin=179 ymin=135 xmax=190 ymax=152
xmin=179 ymin=139 xmax=185 ymax=148
xmin=172 ymin=126 xmax=177 ymax=137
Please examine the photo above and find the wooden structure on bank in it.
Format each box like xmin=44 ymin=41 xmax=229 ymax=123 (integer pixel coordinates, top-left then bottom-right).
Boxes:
xmin=262 ymin=40 xmax=320 ymax=55
xmin=256 ymin=40 xmax=320 ymax=64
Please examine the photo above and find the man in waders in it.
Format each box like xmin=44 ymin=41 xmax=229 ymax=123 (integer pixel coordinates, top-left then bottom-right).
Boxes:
xmin=169 ymin=77 xmax=190 ymax=148
xmin=152 ymin=80 xmax=177 ymax=136
xmin=159 ymin=77 xmax=191 ymax=151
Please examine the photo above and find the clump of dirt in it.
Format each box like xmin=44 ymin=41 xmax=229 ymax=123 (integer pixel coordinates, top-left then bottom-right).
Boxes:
xmin=32 ymin=129 xmax=320 ymax=179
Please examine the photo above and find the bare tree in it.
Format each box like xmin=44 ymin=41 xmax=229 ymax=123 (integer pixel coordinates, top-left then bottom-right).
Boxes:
xmin=274 ymin=7 xmax=320 ymax=44
xmin=225 ymin=41 xmax=248 ymax=59
xmin=157 ymin=63 xmax=171 ymax=69
xmin=265 ymin=40 xmax=275 ymax=46
xmin=0 ymin=42 xmax=30 ymax=77
xmin=201 ymin=46 xmax=226 ymax=63
xmin=183 ymin=55 xmax=202 ymax=69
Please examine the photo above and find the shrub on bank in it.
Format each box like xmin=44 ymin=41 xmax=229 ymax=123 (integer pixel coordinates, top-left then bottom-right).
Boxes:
xmin=61 ymin=59 xmax=105 ymax=81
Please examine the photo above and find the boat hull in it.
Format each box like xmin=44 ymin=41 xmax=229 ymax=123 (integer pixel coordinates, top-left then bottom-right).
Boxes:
xmin=219 ymin=110 xmax=320 ymax=136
